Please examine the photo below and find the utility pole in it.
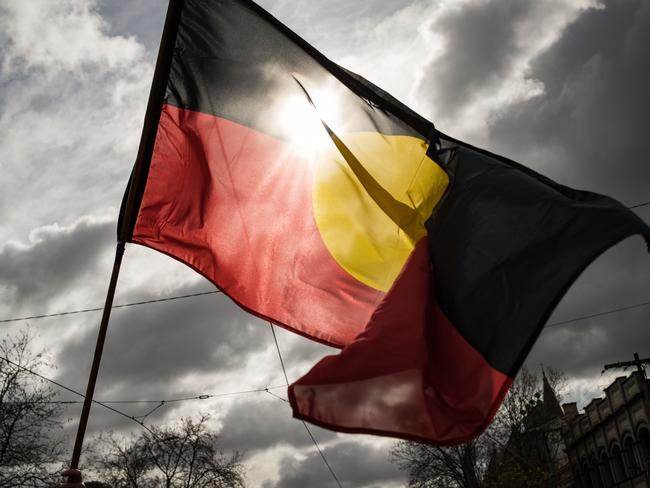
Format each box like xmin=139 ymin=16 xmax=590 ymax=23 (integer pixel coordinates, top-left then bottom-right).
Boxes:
xmin=602 ymin=353 xmax=650 ymax=486
xmin=602 ymin=352 xmax=650 ymax=379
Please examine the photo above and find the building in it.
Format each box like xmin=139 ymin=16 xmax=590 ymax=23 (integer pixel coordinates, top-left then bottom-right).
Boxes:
xmin=485 ymin=371 xmax=576 ymax=487
xmin=563 ymin=370 xmax=650 ymax=488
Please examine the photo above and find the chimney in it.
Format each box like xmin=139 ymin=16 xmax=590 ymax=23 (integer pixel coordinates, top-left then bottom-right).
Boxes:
xmin=562 ymin=402 xmax=578 ymax=418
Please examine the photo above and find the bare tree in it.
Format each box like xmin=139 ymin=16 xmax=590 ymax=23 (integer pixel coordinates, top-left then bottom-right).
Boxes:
xmin=0 ymin=329 xmax=64 ymax=487
xmin=89 ymin=432 xmax=152 ymax=488
xmin=91 ymin=415 xmax=245 ymax=488
xmin=392 ymin=438 xmax=487 ymax=488
xmin=392 ymin=366 xmax=567 ymax=488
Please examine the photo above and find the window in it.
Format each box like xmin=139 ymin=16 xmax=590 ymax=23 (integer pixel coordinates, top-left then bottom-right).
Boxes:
xmin=589 ymin=456 xmax=603 ymax=488
xmin=610 ymin=444 xmax=625 ymax=482
xmin=623 ymin=436 xmax=639 ymax=475
xmin=637 ymin=427 xmax=650 ymax=471
xmin=598 ymin=451 xmax=613 ymax=487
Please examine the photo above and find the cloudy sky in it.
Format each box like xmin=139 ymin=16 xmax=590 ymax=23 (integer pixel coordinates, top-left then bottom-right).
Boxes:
xmin=1 ymin=0 xmax=649 ymax=486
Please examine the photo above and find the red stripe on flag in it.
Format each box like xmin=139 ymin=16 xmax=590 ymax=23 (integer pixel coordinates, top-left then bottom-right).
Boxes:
xmin=132 ymin=104 xmax=383 ymax=347
xmin=289 ymin=238 xmax=512 ymax=445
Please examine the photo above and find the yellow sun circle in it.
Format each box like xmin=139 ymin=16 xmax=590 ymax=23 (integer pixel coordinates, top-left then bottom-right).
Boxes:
xmin=312 ymin=132 xmax=449 ymax=292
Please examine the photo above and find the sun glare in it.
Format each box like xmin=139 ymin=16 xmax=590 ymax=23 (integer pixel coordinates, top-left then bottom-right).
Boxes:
xmin=278 ymin=89 xmax=340 ymax=151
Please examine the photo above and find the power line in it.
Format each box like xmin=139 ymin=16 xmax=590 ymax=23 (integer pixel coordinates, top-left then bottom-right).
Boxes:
xmin=0 ymin=198 xmax=646 ymax=326
xmin=629 ymin=201 xmax=650 ymax=209
xmin=265 ymin=388 xmax=289 ymax=403
xmin=545 ymin=300 xmax=650 ymax=328
xmin=269 ymin=322 xmax=290 ymax=386
xmin=0 ymin=290 xmax=220 ymax=324
xmin=2 ymin=324 xmax=343 ymax=485
xmin=135 ymin=401 xmax=165 ymax=422
xmin=268 ymin=322 xmax=344 ymax=488
xmin=0 ymin=353 xmax=156 ymax=435
xmin=1 ymin=351 xmax=303 ymax=449
xmin=3 ymin=338 xmax=343 ymax=486
xmin=2 ymin=386 xmax=288 ymax=406
xmin=3 ymin=294 xmax=649 ymax=331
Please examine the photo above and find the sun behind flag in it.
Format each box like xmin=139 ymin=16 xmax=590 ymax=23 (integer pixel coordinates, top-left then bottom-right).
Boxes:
xmin=119 ymin=0 xmax=650 ymax=445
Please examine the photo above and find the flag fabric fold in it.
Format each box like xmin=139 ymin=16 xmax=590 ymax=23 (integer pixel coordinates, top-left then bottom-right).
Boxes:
xmin=289 ymin=137 xmax=649 ymax=444
xmin=120 ymin=0 xmax=650 ymax=445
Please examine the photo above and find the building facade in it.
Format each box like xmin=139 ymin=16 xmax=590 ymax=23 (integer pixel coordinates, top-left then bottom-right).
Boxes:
xmin=563 ymin=371 xmax=650 ymax=488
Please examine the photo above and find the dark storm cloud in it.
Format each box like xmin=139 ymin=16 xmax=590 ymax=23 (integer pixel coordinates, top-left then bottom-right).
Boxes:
xmin=55 ymin=283 xmax=271 ymax=396
xmin=534 ymin=305 xmax=650 ymax=378
xmin=270 ymin=440 xmax=404 ymax=488
xmin=479 ymin=0 xmax=650 ymax=383
xmin=418 ymin=0 xmax=534 ymax=115
xmin=218 ymin=396 xmax=337 ymax=452
xmin=527 ymin=236 xmax=650 ymax=380
xmin=2 ymin=216 xmax=274 ymax=410
xmin=0 ymin=217 xmax=114 ymax=312
xmin=488 ymin=0 xmax=650 ymax=200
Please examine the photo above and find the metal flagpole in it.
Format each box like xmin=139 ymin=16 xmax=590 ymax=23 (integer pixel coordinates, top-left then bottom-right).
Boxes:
xmin=60 ymin=1 xmax=184 ymax=485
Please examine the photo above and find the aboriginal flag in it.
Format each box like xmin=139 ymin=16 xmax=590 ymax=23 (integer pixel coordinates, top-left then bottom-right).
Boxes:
xmin=119 ymin=0 xmax=650 ymax=445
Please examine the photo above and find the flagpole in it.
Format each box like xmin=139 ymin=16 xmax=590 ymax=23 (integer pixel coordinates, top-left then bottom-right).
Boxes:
xmin=118 ymin=0 xmax=185 ymax=242
xmin=68 ymin=241 xmax=125 ymax=471
xmin=60 ymin=1 xmax=184 ymax=485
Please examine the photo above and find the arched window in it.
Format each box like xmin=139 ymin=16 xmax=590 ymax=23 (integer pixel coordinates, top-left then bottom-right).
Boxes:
xmin=623 ymin=436 xmax=639 ymax=475
xmin=598 ymin=451 xmax=613 ymax=487
xmin=610 ymin=444 xmax=625 ymax=482
xmin=581 ymin=458 xmax=593 ymax=488
xmin=572 ymin=464 xmax=585 ymax=488
xmin=589 ymin=456 xmax=603 ymax=488
xmin=637 ymin=426 xmax=650 ymax=469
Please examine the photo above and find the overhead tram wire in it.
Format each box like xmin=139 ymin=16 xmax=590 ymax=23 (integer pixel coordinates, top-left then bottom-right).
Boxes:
xmin=0 ymin=199 xmax=646 ymax=327
xmin=0 ymin=352 xmax=289 ymax=426
xmin=0 ymin=353 xmax=156 ymax=435
xmin=3 ymin=296 xmax=649 ymax=331
xmin=545 ymin=300 xmax=650 ymax=328
xmin=0 ymin=385 xmax=288 ymax=406
xmin=0 ymin=199 xmax=647 ymax=329
xmin=0 ymin=355 xmax=590 ymax=486
xmin=0 ymin=290 xmax=220 ymax=324
xmin=268 ymin=322 xmax=344 ymax=488
xmin=3 ymin=341 xmax=335 ymax=488
xmin=629 ymin=201 xmax=650 ymax=209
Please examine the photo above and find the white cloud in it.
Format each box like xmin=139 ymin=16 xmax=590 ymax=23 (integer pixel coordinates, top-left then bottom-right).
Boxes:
xmin=0 ymin=0 xmax=152 ymax=243
xmin=413 ymin=0 xmax=598 ymax=143
xmin=1 ymin=0 xmax=143 ymax=72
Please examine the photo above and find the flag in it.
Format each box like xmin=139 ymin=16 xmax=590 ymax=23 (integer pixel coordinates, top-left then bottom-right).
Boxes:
xmin=119 ymin=0 xmax=650 ymax=445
